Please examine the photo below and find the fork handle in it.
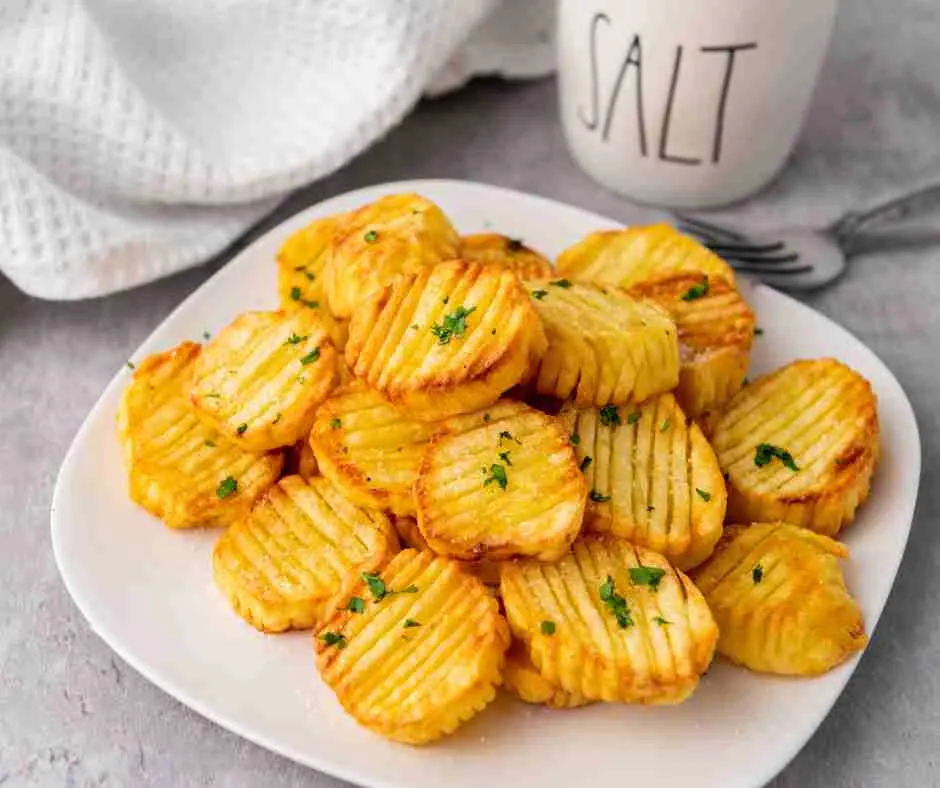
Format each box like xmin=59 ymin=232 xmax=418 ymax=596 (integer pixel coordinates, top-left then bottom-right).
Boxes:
xmin=832 ymin=183 xmax=940 ymax=243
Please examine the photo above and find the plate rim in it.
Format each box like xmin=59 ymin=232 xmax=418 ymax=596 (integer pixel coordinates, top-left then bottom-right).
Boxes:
xmin=51 ymin=178 xmax=923 ymax=788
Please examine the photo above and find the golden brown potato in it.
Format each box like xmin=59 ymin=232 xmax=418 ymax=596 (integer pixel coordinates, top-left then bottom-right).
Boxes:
xmin=415 ymin=401 xmax=586 ymax=561
xmin=503 ymin=641 xmax=590 ymax=709
xmin=692 ymin=522 xmax=868 ymax=675
xmin=628 ymin=273 xmax=756 ymax=418
xmin=710 ymin=359 xmax=879 ymax=537
xmin=394 ymin=514 xmax=502 ymax=585
xmin=500 ymin=534 xmax=717 ymax=704
xmin=117 ymin=342 xmax=283 ymax=529
xmin=460 ymin=233 xmax=553 ymax=280
xmin=527 ymin=279 xmax=679 ymax=407
xmin=309 ymin=382 xmax=445 ymax=516
xmin=191 ymin=310 xmax=336 ymax=451
xmin=556 ymin=224 xmax=735 ymax=289
xmin=284 ymin=439 xmax=318 ymax=480
xmin=346 ymin=260 xmax=547 ymax=421
xmin=212 ymin=475 xmax=398 ymax=633
xmin=326 ymin=193 xmax=460 ymax=319
xmin=315 ymin=549 xmax=510 ymax=744
xmin=559 ymin=395 xmax=726 ymax=570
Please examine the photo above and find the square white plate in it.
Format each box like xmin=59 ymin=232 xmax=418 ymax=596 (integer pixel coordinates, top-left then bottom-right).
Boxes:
xmin=52 ymin=180 xmax=921 ymax=788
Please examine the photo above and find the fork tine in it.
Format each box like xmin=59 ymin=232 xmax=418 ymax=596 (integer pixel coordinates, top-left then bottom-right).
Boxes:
xmin=726 ymin=260 xmax=813 ymax=275
xmin=710 ymin=250 xmax=801 ymax=266
xmin=675 ymin=213 xmax=748 ymax=243
xmin=705 ymin=240 xmax=786 ymax=255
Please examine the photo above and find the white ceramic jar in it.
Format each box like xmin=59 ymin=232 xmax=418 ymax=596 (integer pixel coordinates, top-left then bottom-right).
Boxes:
xmin=557 ymin=0 xmax=839 ymax=207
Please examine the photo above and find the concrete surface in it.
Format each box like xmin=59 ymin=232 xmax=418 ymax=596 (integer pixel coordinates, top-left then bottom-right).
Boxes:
xmin=2 ymin=0 xmax=939 ymax=785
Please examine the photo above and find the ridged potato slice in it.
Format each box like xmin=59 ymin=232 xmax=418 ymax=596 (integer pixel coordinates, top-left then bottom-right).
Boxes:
xmin=710 ymin=359 xmax=879 ymax=536
xmin=460 ymin=233 xmax=553 ymax=279
xmin=503 ymin=641 xmax=590 ymax=709
xmin=346 ymin=260 xmax=548 ymax=420
xmin=415 ymin=401 xmax=586 ymax=561
xmin=117 ymin=342 xmax=283 ymax=529
xmin=393 ymin=515 xmax=502 ymax=585
xmin=556 ymin=224 xmax=735 ymax=288
xmin=191 ymin=310 xmax=337 ymax=451
xmin=500 ymin=534 xmax=717 ymax=703
xmin=315 ymin=548 xmax=510 ymax=744
xmin=559 ymin=395 xmax=726 ymax=570
xmin=284 ymin=439 xmax=318 ymax=480
xmin=692 ymin=522 xmax=867 ymax=675
xmin=309 ymin=382 xmax=445 ymax=516
xmin=213 ymin=475 xmax=398 ymax=633
xmin=628 ymin=273 xmax=755 ymax=418
xmin=326 ymin=193 xmax=460 ymax=319
xmin=527 ymin=280 xmax=679 ymax=407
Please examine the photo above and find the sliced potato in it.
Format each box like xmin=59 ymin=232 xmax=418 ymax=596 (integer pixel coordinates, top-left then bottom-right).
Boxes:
xmin=346 ymin=260 xmax=547 ymax=420
xmin=503 ymin=641 xmax=590 ymax=709
xmin=710 ymin=359 xmax=879 ymax=537
xmin=559 ymin=395 xmax=725 ymax=570
xmin=527 ymin=280 xmax=679 ymax=407
xmin=628 ymin=273 xmax=755 ymax=418
xmin=191 ymin=310 xmax=336 ymax=451
xmin=316 ymin=549 xmax=510 ymax=744
xmin=415 ymin=401 xmax=586 ymax=561
xmin=284 ymin=439 xmax=318 ymax=480
xmin=460 ymin=233 xmax=553 ymax=280
xmin=692 ymin=522 xmax=867 ymax=675
xmin=556 ymin=224 xmax=735 ymax=288
xmin=326 ymin=193 xmax=460 ymax=319
xmin=309 ymin=382 xmax=445 ymax=516
xmin=500 ymin=534 xmax=717 ymax=704
xmin=117 ymin=342 xmax=283 ymax=529
xmin=212 ymin=475 xmax=398 ymax=633
xmin=394 ymin=513 xmax=502 ymax=586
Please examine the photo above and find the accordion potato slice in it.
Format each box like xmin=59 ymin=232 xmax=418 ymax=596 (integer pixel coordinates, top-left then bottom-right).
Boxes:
xmin=528 ymin=280 xmax=679 ymax=407
xmin=346 ymin=260 xmax=548 ymax=420
xmin=629 ymin=273 xmax=756 ymax=418
xmin=460 ymin=233 xmax=553 ymax=280
xmin=212 ymin=475 xmax=398 ymax=633
xmin=710 ymin=359 xmax=880 ymax=537
xmin=503 ymin=641 xmax=590 ymax=709
xmin=556 ymin=224 xmax=735 ymax=289
xmin=117 ymin=342 xmax=283 ymax=529
xmin=191 ymin=310 xmax=337 ymax=451
xmin=326 ymin=193 xmax=460 ymax=319
xmin=692 ymin=522 xmax=867 ymax=675
xmin=560 ymin=395 xmax=726 ymax=571
xmin=500 ymin=534 xmax=717 ymax=703
xmin=415 ymin=401 xmax=586 ymax=561
xmin=309 ymin=382 xmax=445 ymax=516
xmin=394 ymin=514 xmax=502 ymax=586
xmin=315 ymin=549 xmax=510 ymax=744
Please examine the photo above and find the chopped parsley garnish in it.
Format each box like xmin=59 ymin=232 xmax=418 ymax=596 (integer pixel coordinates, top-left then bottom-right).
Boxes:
xmin=345 ymin=597 xmax=365 ymax=614
xmin=696 ymin=488 xmax=711 ymax=502
xmin=204 ymin=440 xmax=216 ymax=448
xmin=599 ymin=575 xmax=632 ymax=628
xmin=653 ymin=616 xmax=671 ymax=627
xmin=290 ymin=286 xmax=302 ymax=301
xmin=754 ymin=443 xmax=799 ymax=471
xmin=570 ymin=432 xmax=580 ymax=446
xmin=443 ymin=296 xmax=449 ymax=305
xmin=126 ymin=361 xmax=135 ymax=370
xmin=498 ymin=430 xmax=521 ymax=445
xmin=320 ymin=631 xmax=347 ymax=649
xmin=540 ymin=620 xmax=556 ymax=636
xmin=285 ymin=332 xmax=307 ymax=346
xmin=272 ymin=412 xmax=282 ymax=425
xmin=300 ymin=347 xmax=321 ymax=365
xmin=483 ymin=413 xmax=491 ymax=423
xmin=507 ymin=238 xmax=525 ymax=252
xmin=403 ymin=619 xmax=421 ymax=629
xmin=410 ymin=323 xmax=419 ymax=330
xmin=361 ymin=572 xmax=387 ymax=600
xmin=236 ymin=423 xmax=248 ymax=435
xmin=660 ymin=418 xmax=671 ymax=432
xmin=364 ymin=230 xmax=378 ymax=243
xmin=599 ymin=404 xmax=621 ymax=428
xmin=216 ymin=476 xmax=237 ymax=499
xmin=203 ymin=331 xmax=212 ymax=340
xmin=483 ymin=464 xmax=509 ymax=490
xmin=629 ymin=565 xmax=666 ymax=591
xmin=302 ymin=299 xmax=320 ymax=309
xmin=498 ymin=450 xmax=513 ymax=466
xmin=550 ymin=278 xmax=573 ymax=288
xmin=304 ymin=271 xmax=316 ymax=281
xmin=754 ymin=327 xmax=764 ymax=336
xmin=752 ymin=564 xmax=764 ymax=584
xmin=589 ymin=489 xmax=610 ymax=503
xmin=330 ymin=417 xmax=342 ymax=429
xmin=626 ymin=410 xmax=641 ymax=425
xmin=531 ymin=289 xmax=548 ymax=300
xmin=647 ymin=505 xmax=655 ymax=512
xmin=681 ymin=276 xmax=710 ymax=301
xmin=397 ymin=585 xmax=419 ymax=595
xmin=430 ymin=305 xmax=476 ymax=345
xmin=580 ymin=456 xmax=593 ymax=471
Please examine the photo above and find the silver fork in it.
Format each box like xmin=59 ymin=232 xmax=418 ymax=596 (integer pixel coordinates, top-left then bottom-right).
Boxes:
xmin=675 ymin=183 xmax=940 ymax=291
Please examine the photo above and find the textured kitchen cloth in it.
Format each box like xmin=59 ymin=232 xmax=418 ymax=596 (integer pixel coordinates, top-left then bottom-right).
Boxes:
xmin=0 ymin=0 xmax=555 ymax=300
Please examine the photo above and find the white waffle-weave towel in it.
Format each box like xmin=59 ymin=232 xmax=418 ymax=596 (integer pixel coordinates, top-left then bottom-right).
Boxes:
xmin=0 ymin=0 xmax=555 ymax=300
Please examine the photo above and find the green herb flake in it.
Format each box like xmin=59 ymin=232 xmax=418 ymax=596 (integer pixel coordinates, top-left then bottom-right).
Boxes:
xmin=580 ymin=456 xmax=593 ymax=472
xmin=695 ymin=488 xmax=711 ymax=502
xmin=410 ymin=323 xmax=419 ymax=330
xmin=396 ymin=584 xmax=419 ymax=595
xmin=216 ymin=476 xmax=237 ymax=499
xmin=430 ymin=305 xmax=476 ymax=345
xmin=629 ymin=565 xmax=666 ymax=591
xmin=364 ymin=230 xmax=378 ymax=243
xmin=754 ymin=443 xmax=799 ymax=471
xmin=272 ymin=412 xmax=282 ymax=425
xmin=752 ymin=564 xmax=764 ymax=584
xmin=599 ymin=575 xmax=633 ymax=628
xmin=550 ymin=278 xmax=573 ymax=289
xmin=300 ymin=346 xmax=321 ymax=365
xmin=285 ymin=332 xmax=308 ymax=346
xmin=345 ymin=597 xmax=365 ymax=614
xmin=403 ymin=619 xmax=421 ymax=629
xmin=653 ymin=616 xmax=671 ymax=627
xmin=570 ymin=432 xmax=580 ymax=446
xmin=531 ymin=289 xmax=548 ymax=300
xmin=498 ymin=430 xmax=521 ymax=446
xmin=304 ymin=271 xmax=316 ymax=281
xmin=290 ymin=286 xmax=302 ymax=301
xmin=540 ymin=620 xmax=556 ymax=636
xmin=330 ymin=417 xmax=342 ymax=429
xmin=203 ymin=331 xmax=211 ymax=340
xmin=498 ymin=450 xmax=513 ymax=466
xmin=204 ymin=440 xmax=216 ymax=448
xmin=126 ymin=361 xmax=136 ymax=370
xmin=507 ymin=238 xmax=525 ymax=252
xmin=361 ymin=572 xmax=387 ymax=600
xmin=599 ymin=404 xmax=621 ymax=428
xmin=320 ymin=631 xmax=347 ymax=649
xmin=483 ymin=413 xmax=491 ymax=423
xmin=754 ymin=327 xmax=764 ymax=336
xmin=483 ymin=463 xmax=509 ymax=490
xmin=302 ymin=299 xmax=320 ymax=309
xmin=681 ymin=275 xmax=710 ymax=302
xmin=589 ymin=489 xmax=610 ymax=503
xmin=627 ymin=410 xmax=641 ymax=425
xmin=236 ymin=423 xmax=248 ymax=435
xmin=660 ymin=418 xmax=671 ymax=432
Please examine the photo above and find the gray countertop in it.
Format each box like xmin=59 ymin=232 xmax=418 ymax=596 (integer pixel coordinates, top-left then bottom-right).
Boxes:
xmin=2 ymin=1 xmax=939 ymax=785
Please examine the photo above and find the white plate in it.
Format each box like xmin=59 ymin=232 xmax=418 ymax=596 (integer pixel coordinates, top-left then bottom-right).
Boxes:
xmin=52 ymin=180 xmax=922 ymax=788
